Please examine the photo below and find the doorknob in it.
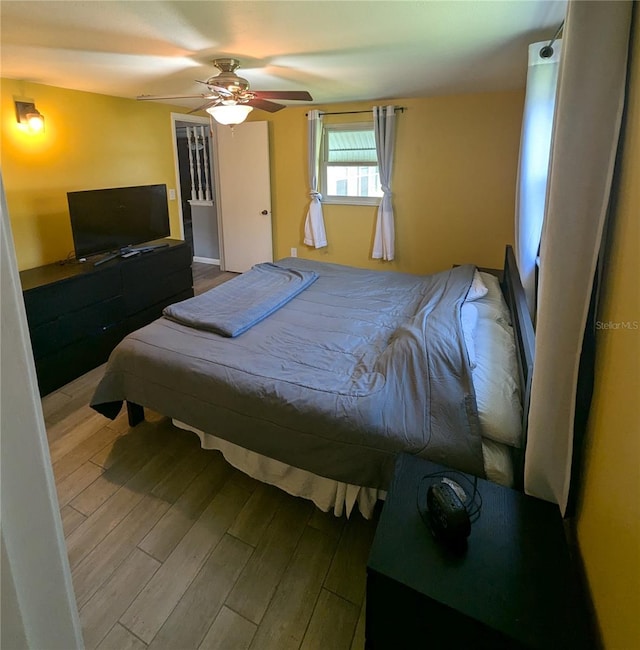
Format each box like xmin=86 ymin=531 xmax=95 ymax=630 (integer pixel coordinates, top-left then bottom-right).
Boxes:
xmin=261 ymin=210 xmax=269 ymax=215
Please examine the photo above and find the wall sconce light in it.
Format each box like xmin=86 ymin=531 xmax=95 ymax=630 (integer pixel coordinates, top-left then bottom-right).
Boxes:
xmin=15 ymin=100 xmax=45 ymax=133
xmin=206 ymin=103 xmax=253 ymax=126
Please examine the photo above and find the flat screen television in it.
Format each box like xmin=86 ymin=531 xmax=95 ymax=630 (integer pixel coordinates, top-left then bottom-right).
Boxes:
xmin=67 ymin=184 xmax=170 ymax=259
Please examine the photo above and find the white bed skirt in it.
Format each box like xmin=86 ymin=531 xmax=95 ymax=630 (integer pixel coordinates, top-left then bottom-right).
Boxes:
xmin=173 ymin=420 xmax=386 ymax=519
xmin=172 ymin=420 xmax=514 ymax=519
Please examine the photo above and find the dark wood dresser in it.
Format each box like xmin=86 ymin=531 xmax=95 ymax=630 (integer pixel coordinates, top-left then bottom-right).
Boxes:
xmin=20 ymin=239 xmax=193 ymax=396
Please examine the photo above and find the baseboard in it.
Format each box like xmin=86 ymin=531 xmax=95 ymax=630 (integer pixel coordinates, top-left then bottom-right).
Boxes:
xmin=193 ymin=256 xmax=220 ymax=265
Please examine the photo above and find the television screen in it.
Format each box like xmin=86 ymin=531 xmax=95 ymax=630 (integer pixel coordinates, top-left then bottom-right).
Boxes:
xmin=67 ymin=184 xmax=170 ymax=259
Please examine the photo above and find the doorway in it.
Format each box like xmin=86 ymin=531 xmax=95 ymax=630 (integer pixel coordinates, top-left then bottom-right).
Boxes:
xmin=170 ymin=114 xmax=219 ymax=264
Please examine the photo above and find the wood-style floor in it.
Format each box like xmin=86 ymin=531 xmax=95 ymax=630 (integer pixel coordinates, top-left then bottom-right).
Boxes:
xmin=44 ymin=262 xmax=378 ymax=650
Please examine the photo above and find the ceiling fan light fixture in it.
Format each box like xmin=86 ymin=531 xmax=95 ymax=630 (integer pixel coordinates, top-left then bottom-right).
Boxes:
xmin=206 ymin=104 xmax=253 ymax=126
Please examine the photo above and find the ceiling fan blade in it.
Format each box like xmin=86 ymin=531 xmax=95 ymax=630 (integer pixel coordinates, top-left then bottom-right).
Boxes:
xmin=188 ymin=99 xmax=220 ymax=114
xmin=253 ymin=90 xmax=313 ymax=101
xmin=137 ymin=93 xmax=211 ymax=101
xmin=247 ymin=97 xmax=286 ymax=113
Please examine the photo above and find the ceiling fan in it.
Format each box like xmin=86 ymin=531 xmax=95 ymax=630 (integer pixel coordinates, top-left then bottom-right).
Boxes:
xmin=137 ymin=58 xmax=313 ymax=125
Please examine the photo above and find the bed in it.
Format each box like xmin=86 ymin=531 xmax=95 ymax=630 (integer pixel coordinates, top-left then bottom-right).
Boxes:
xmin=91 ymin=245 xmax=534 ymax=518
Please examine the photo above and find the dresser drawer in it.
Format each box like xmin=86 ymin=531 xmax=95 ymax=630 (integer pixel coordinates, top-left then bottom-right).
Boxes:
xmin=125 ymin=288 xmax=194 ymax=332
xmin=29 ymin=295 xmax=126 ymax=359
xmin=34 ymin=321 xmax=129 ymax=395
xmin=124 ymin=267 xmax=193 ymax=315
xmin=23 ymin=267 xmax=121 ymax=328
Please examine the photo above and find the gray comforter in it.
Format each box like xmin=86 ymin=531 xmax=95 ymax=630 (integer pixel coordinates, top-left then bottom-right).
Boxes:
xmin=91 ymin=258 xmax=485 ymax=488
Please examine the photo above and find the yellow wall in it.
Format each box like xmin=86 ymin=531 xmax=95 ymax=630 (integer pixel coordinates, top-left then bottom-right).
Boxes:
xmin=1 ymin=78 xmax=522 ymax=275
xmin=1 ymin=79 xmax=190 ymax=270
xmin=576 ymin=16 xmax=640 ymax=649
xmin=256 ymin=91 xmax=523 ymax=275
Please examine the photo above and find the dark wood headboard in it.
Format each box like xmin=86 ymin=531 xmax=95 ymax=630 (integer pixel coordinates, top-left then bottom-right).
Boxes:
xmin=501 ymin=245 xmax=536 ymax=490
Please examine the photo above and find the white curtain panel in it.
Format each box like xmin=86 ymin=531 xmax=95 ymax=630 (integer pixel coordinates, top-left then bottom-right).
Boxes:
xmin=303 ymin=109 xmax=327 ymax=248
xmin=372 ymin=105 xmax=396 ymax=261
xmin=515 ymin=40 xmax=561 ymax=318
xmin=525 ymin=0 xmax=633 ymax=514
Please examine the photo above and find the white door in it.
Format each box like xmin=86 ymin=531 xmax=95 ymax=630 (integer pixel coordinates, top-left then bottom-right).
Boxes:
xmin=215 ymin=121 xmax=273 ymax=272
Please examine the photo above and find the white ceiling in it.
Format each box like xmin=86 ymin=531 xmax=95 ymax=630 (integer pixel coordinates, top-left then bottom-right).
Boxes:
xmin=1 ymin=1 xmax=566 ymax=110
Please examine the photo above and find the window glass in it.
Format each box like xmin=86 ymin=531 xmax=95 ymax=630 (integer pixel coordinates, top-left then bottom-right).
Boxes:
xmin=321 ymin=123 xmax=382 ymax=204
xmin=327 ymin=130 xmax=377 ymax=163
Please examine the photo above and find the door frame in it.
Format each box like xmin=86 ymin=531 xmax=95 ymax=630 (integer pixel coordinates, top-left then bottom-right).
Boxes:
xmin=170 ymin=113 xmax=219 ymax=263
xmin=1 ymin=174 xmax=84 ymax=649
xmin=209 ymin=120 xmax=226 ymax=271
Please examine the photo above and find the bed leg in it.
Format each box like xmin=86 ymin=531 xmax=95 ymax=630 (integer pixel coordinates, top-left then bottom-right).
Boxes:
xmin=127 ymin=402 xmax=145 ymax=427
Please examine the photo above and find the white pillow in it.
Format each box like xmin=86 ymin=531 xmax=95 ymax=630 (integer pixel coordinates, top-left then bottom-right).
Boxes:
xmin=474 ymin=272 xmax=512 ymax=326
xmin=465 ymin=269 xmax=489 ymax=302
xmin=471 ymin=283 xmax=523 ymax=448
xmin=481 ymin=438 xmax=514 ymax=488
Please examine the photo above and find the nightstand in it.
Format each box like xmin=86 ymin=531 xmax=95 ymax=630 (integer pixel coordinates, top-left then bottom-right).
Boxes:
xmin=365 ymin=453 xmax=593 ymax=649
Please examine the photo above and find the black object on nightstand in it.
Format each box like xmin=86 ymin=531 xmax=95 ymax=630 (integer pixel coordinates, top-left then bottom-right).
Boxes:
xmin=365 ymin=453 xmax=593 ymax=649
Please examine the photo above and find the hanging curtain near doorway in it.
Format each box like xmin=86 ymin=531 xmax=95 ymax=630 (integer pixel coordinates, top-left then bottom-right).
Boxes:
xmin=525 ymin=0 xmax=633 ymax=515
xmin=304 ymin=110 xmax=327 ymax=248
xmin=515 ymin=40 xmax=561 ymax=318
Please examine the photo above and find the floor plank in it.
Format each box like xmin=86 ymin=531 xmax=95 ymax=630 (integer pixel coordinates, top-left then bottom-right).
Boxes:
xmin=65 ymin=430 xmax=188 ymax=568
xmin=71 ymin=493 xmax=171 ymax=609
xmin=249 ymin=526 xmax=338 ymax=650
xmin=323 ymin=511 xmax=377 ymax=606
xmin=147 ymin=534 xmax=252 ymax=650
xmin=300 ymin=588 xmax=360 ymax=650
xmin=95 ymin=623 xmax=147 ymax=650
xmin=138 ymin=452 xmax=232 ymax=562
xmin=80 ymin=548 xmax=160 ymax=650
xmin=198 ymin=606 xmax=256 ymax=650
xmin=70 ymin=446 xmax=156 ymax=517
xmin=351 ymin=599 xmax=367 ymax=650
xmin=228 ymin=481 xmax=283 ymax=547
xmin=56 ymin=461 xmax=104 ymax=508
xmin=150 ymin=437 xmax=213 ymax=503
xmin=41 ymin=389 xmax=73 ymax=423
xmin=60 ymin=505 xmax=87 ymax=537
xmin=89 ymin=414 xmax=173 ymax=470
xmin=225 ymin=495 xmax=313 ymax=625
xmin=48 ymin=408 xmax=108 ymax=456
xmin=52 ymin=421 xmax=123 ymax=482
xmin=120 ymin=480 xmax=251 ymax=644
xmin=44 ymin=365 xmax=106 ymax=429
xmin=71 ymin=423 xmax=200 ymax=517
xmin=192 ymin=262 xmax=237 ymax=295
xmin=308 ymin=506 xmax=347 ymax=542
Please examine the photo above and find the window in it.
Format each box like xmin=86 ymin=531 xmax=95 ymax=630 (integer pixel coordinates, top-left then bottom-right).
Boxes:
xmin=321 ymin=123 xmax=382 ymax=205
